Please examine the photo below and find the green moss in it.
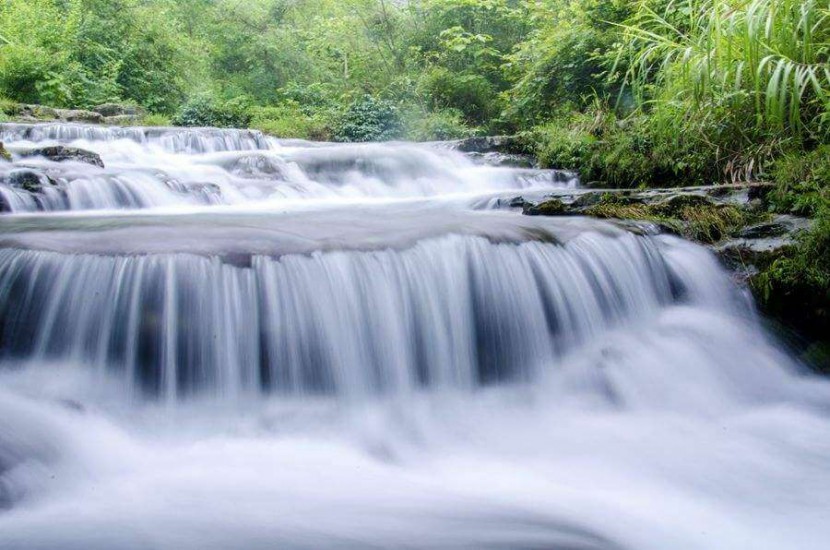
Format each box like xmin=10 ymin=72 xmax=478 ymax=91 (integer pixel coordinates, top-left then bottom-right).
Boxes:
xmin=752 ymin=198 xmax=830 ymax=345
xmin=0 ymin=142 xmax=11 ymax=161
xmin=582 ymin=193 xmax=752 ymax=244
xmin=524 ymin=198 xmax=568 ymax=216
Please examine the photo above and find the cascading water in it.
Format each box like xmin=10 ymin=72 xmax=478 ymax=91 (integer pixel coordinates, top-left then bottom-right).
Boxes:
xmin=0 ymin=123 xmax=829 ymax=550
xmin=0 ymin=123 xmax=575 ymax=213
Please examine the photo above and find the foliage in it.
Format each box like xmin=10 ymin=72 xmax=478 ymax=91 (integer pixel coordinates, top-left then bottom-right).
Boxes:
xmin=333 ymin=95 xmax=402 ymax=142
xmin=619 ymin=0 xmax=830 ymax=177
xmin=768 ymin=146 xmax=830 ymax=216
xmin=418 ymin=67 xmax=497 ymax=125
xmin=504 ymin=0 xmax=638 ymax=125
xmin=753 ymin=196 xmax=830 ymax=343
xmin=402 ymin=107 xmax=475 ymax=141
xmin=139 ymin=113 xmax=173 ymax=127
xmin=531 ymin=106 xmax=721 ymax=187
xmin=250 ymin=103 xmax=333 ymax=141
xmin=172 ymin=95 xmax=253 ymax=128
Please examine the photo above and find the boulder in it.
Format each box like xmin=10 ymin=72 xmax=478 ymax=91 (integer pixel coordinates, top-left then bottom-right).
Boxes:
xmin=736 ymin=215 xmax=811 ymax=239
xmin=93 ymin=103 xmax=144 ymax=117
xmin=0 ymin=142 xmax=10 ymax=162
xmin=20 ymin=146 xmax=104 ymax=168
xmin=15 ymin=105 xmax=59 ymax=120
xmin=104 ymin=114 xmax=141 ymax=126
xmin=523 ymin=198 xmax=568 ymax=216
xmin=454 ymin=135 xmax=526 ymax=155
xmin=7 ymin=169 xmax=55 ymax=193
xmin=56 ymin=109 xmax=104 ymax=123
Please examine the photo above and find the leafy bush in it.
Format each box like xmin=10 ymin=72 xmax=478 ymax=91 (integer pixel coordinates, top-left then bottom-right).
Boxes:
xmin=172 ymin=95 xmax=252 ymax=128
xmin=139 ymin=113 xmax=172 ymax=127
xmin=403 ymin=108 xmax=474 ymax=141
xmin=250 ymin=103 xmax=333 ymax=141
xmin=333 ymin=95 xmax=402 ymax=142
xmin=418 ymin=67 xmax=497 ymax=125
xmin=768 ymin=147 xmax=830 ymax=217
xmin=531 ymin=108 xmax=720 ymax=188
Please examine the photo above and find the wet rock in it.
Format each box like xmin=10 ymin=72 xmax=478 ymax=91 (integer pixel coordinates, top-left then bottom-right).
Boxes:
xmin=523 ymin=198 xmax=568 ymax=216
xmin=716 ymin=215 xmax=812 ymax=270
xmin=736 ymin=215 xmax=811 ymax=239
xmin=652 ymin=194 xmax=714 ymax=216
xmin=715 ymin=237 xmax=796 ymax=270
xmin=508 ymin=196 xmax=527 ymax=208
xmin=7 ymin=169 xmax=55 ymax=193
xmin=93 ymin=103 xmax=144 ymax=117
xmin=56 ymin=109 xmax=104 ymax=123
xmin=453 ymin=135 xmax=526 ymax=155
xmin=571 ymin=191 xmax=604 ymax=209
xmin=0 ymin=142 xmax=10 ymax=162
xmin=20 ymin=146 xmax=104 ymax=168
xmin=103 ymin=114 xmax=141 ymax=126
xmin=17 ymin=104 xmax=59 ymax=119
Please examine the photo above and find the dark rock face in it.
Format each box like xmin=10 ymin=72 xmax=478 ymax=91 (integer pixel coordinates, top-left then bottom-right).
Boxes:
xmin=60 ymin=110 xmax=103 ymax=123
xmin=93 ymin=103 xmax=143 ymax=117
xmin=7 ymin=169 xmax=55 ymax=193
xmin=453 ymin=135 xmax=526 ymax=155
xmin=20 ymin=146 xmax=104 ymax=168
xmin=103 ymin=115 xmax=141 ymax=126
xmin=523 ymin=198 xmax=568 ymax=216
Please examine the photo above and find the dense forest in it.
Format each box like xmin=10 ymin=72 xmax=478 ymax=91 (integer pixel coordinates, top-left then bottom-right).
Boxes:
xmin=0 ymin=0 xmax=828 ymax=340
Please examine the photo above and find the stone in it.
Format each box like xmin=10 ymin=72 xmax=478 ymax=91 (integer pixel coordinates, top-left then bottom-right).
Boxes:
xmin=93 ymin=103 xmax=144 ymax=117
xmin=523 ymin=198 xmax=568 ymax=216
xmin=56 ymin=109 xmax=105 ymax=123
xmin=103 ymin=115 xmax=141 ymax=126
xmin=7 ymin=169 xmax=54 ymax=193
xmin=20 ymin=146 xmax=104 ymax=168
xmin=0 ymin=142 xmax=10 ymax=162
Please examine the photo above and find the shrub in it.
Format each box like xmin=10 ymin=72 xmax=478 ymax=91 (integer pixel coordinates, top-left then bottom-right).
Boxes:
xmin=402 ymin=108 xmax=474 ymax=141
xmin=333 ymin=95 xmax=402 ymax=142
xmin=249 ymin=103 xmax=332 ymax=141
xmin=418 ymin=67 xmax=497 ymax=126
xmin=172 ymin=95 xmax=252 ymax=128
xmin=768 ymin=147 xmax=830 ymax=217
xmin=531 ymin=106 xmax=723 ymax=188
xmin=139 ymin=113 xmax=172 ymax=127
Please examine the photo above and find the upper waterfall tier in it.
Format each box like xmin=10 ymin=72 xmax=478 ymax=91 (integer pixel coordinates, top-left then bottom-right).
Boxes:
xmin=0 ymin=123 xmax=576 ymax=212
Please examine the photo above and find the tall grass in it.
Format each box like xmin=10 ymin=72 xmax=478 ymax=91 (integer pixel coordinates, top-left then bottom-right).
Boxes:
xmin=618 ymin=0 xmax=830 ymax=160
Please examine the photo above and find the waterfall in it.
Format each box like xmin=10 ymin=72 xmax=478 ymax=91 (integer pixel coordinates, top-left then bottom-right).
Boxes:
xmin=1 ymin=123 xmax=829 ymax=550
xmin=0 ymin=123 xmax=575 ymax=213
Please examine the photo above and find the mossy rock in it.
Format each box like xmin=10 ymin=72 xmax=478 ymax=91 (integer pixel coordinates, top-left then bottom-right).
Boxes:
xmin=0 ymin=142 xmax=10 ymax=162
xmin=651 ymin=194 xmax=714 ymax=217
xmin=523 ymin=198 xmax=568 ymax=216
xmin=20 ymin=146 xmax=104 ymax=168
xmin=8 ymin=169 xmax=55 ymax=193
xmin=93 ymin=103 xmax=144 ymax=117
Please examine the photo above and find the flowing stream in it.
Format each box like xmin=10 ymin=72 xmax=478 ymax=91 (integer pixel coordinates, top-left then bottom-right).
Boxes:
xmin=0 ymin=123 xmax=829 ymax=550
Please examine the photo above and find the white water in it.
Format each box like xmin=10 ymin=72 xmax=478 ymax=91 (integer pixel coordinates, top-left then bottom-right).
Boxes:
xmin=1 ymin=124 xmax=829 ymax=549
xmin=0 ymin=123 xmax=574 ymax=212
